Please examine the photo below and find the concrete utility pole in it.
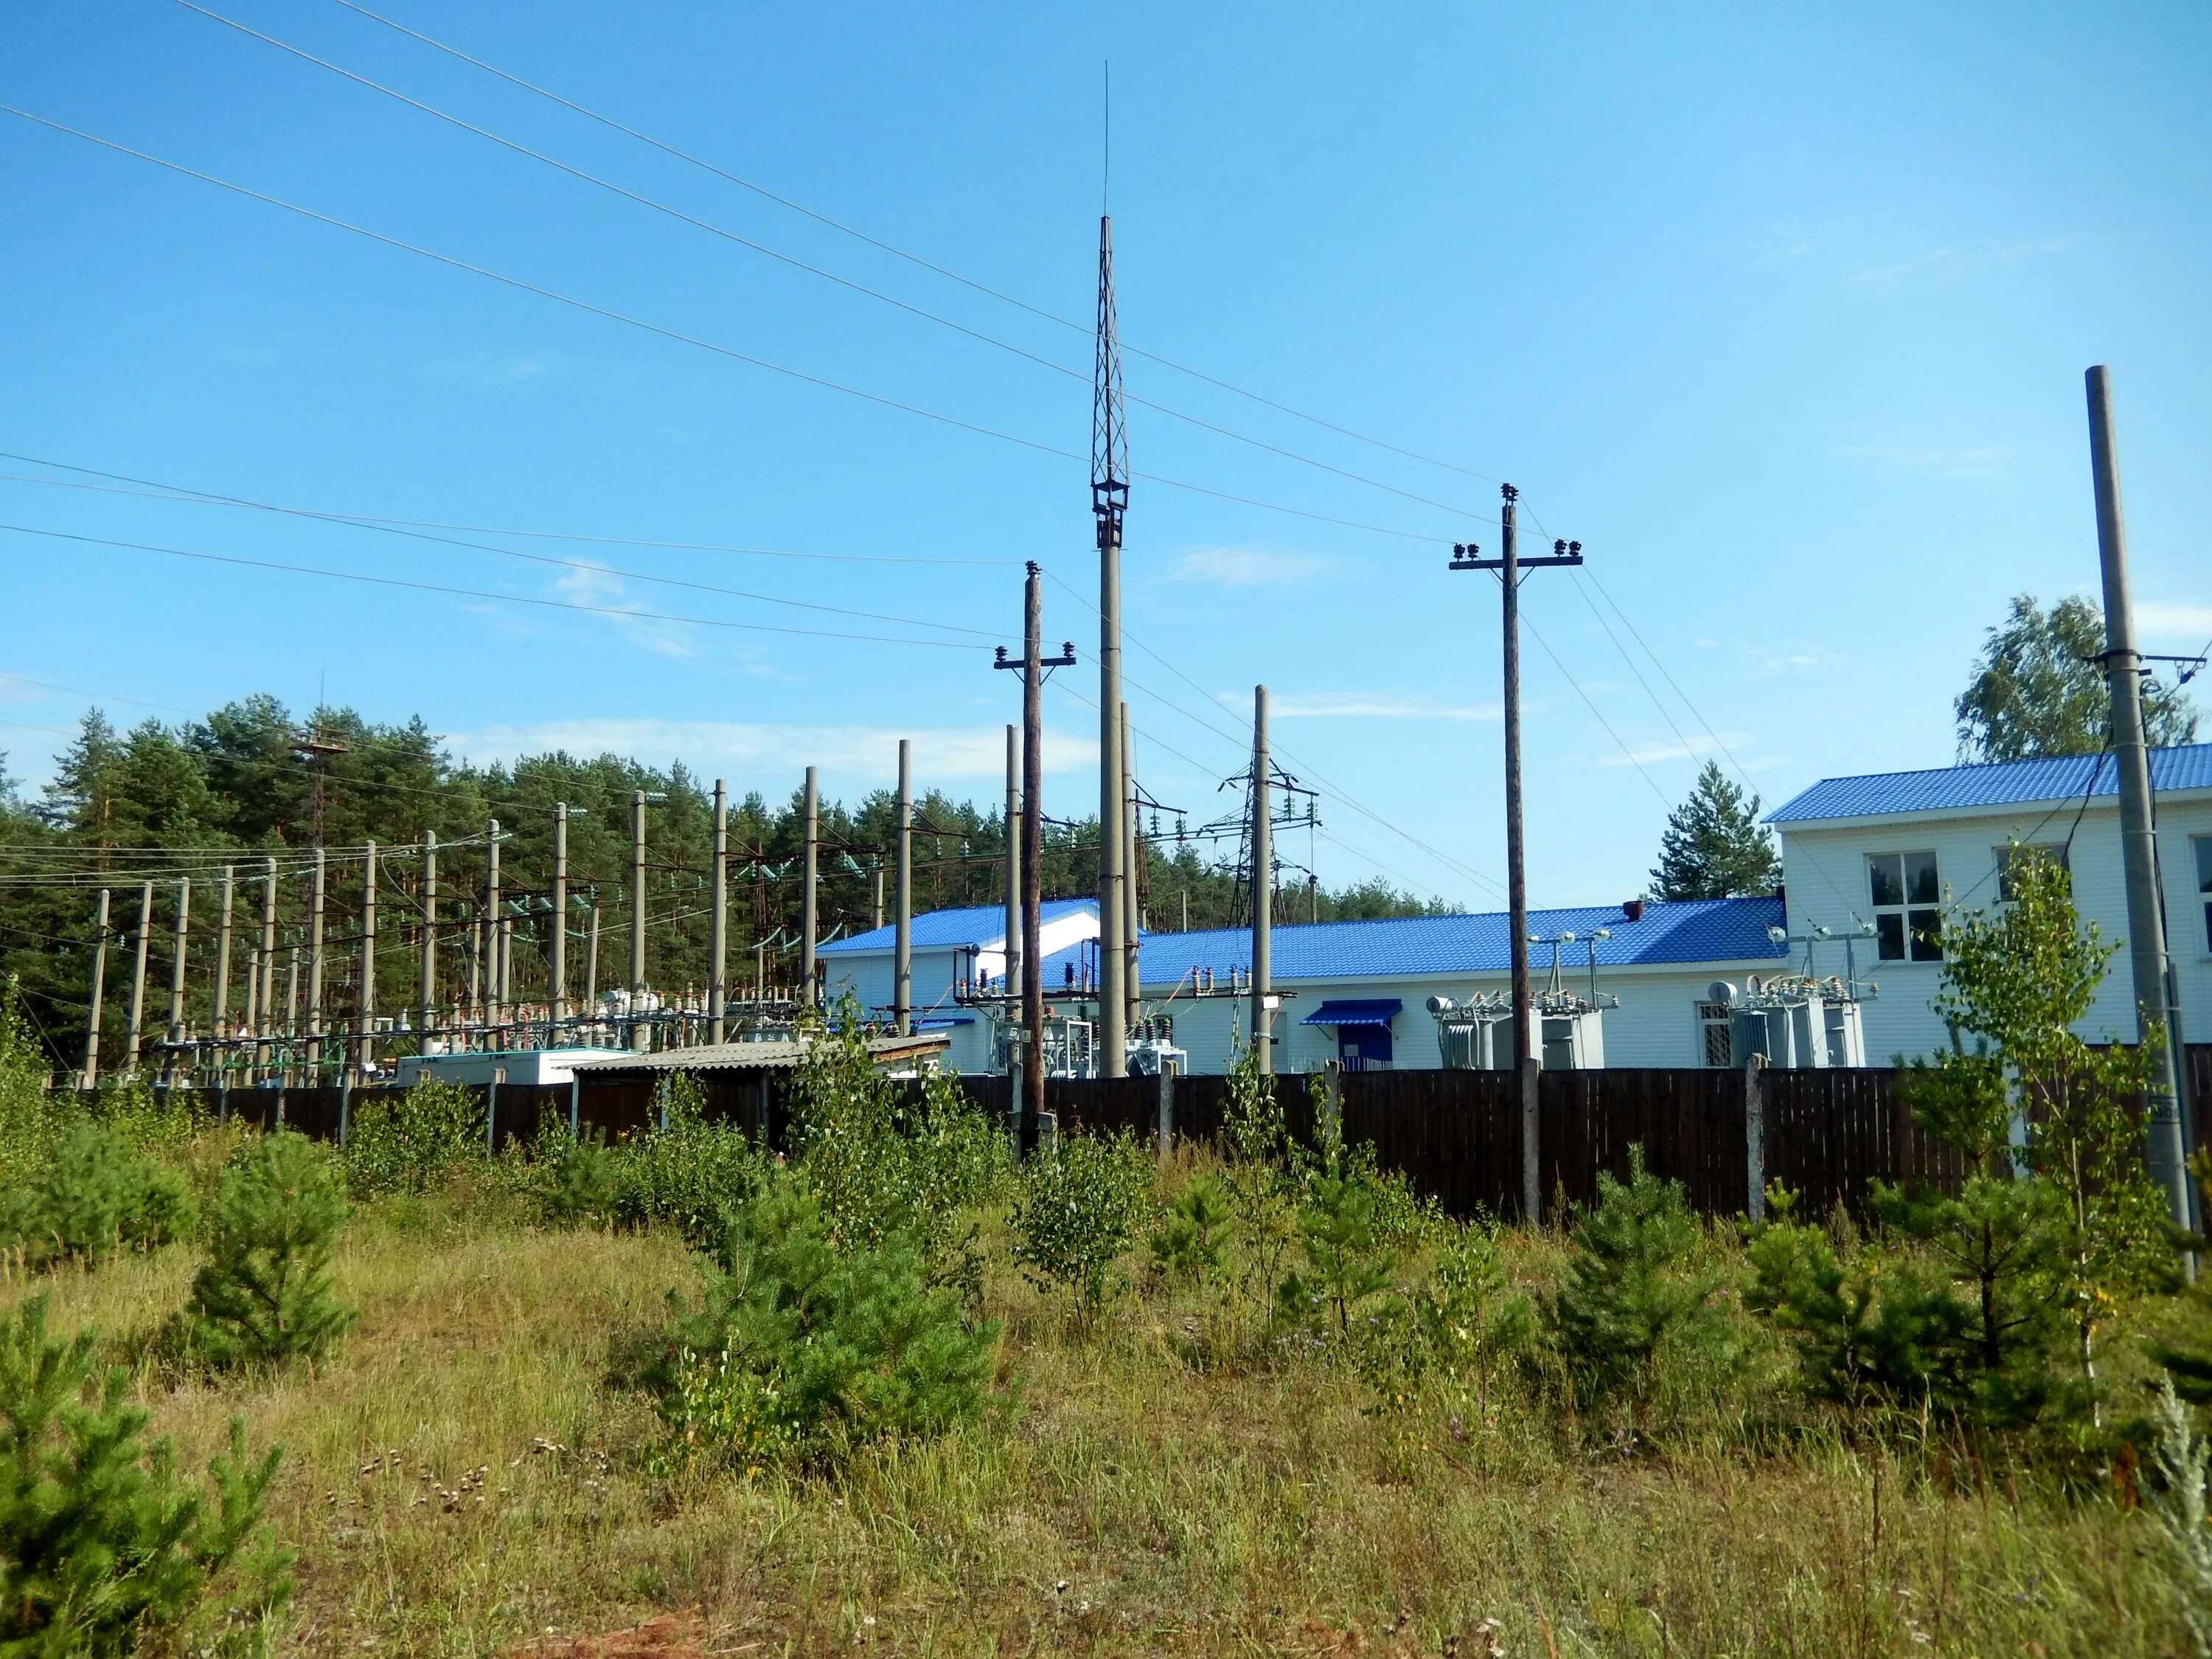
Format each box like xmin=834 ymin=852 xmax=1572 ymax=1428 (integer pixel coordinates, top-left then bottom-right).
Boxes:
xmin=585 ymin=901 xmax=600 ymax=1012
xmin=307 ymin=848 xmax=327 ymax=1074
xmin=484 ymin=820 xmax=503 ymax=1036
xmin=1093 ymin=212 xmax=1132 ymax=1081
xmin=82 ymin=887 xmax=111 ymax=1090
xmin=1121 ymin=700 xmax=1141 ymax=1026
xmin=801 ymin=765 xmax=819 ymax=1006
xmin=895 ymin=739 xmax=913 ymax=1034
xmin=257 ymin=856 xmax=277 ymax=1080
xmin=995 ymin=563 xmax=1074 ymax=1129
xmin=419 ymin=832 xmax=438 ymax=1035
xmin=2087 ymin=365 xmax=2192 ymax=1231
xmin=1251 ymin=688 xmax=1272 ymax=1074
xmin=1004 ymin=724 xmax=1021 ymax=1028
xmin=125 ymin=880 xmax=152 ymax=1074
xmin=629 ymin=791 xmax=647 ymax=1015
xmin=549 ymin=810 xmax=566 ymax=1030
xmin=1450 ymin=487 xmax=1583 ymax=1220
xmin=214 ymin=865 xmax=234 ymax=1043
xmin=710 ymin=780 xmax=728 ymax=1043
xmin=358 ymin=840 xmax=377 ymax=1081
xmin=164 ymin=879 xmax=190 ymax=1062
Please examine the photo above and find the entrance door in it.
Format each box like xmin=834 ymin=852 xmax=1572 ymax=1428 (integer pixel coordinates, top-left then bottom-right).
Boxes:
xmin=1338 ymin=1025 xmax=1393 ymax=1070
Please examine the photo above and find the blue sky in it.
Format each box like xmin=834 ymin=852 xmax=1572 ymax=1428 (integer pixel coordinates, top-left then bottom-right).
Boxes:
xmin=2 ymin=0 xmax=2207 ymax=914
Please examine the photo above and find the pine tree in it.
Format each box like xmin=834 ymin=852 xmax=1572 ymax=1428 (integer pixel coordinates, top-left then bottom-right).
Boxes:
xmin=1551 ymin=1148 xmax=1728 ymax=1408
xmin=0 ymin=1296 xmax=290 ymax=1654
xmin=1648 ymin=762 xmax=1780 ymax=901
xmin=184 ymin=1131 xmax=355 ymax=1368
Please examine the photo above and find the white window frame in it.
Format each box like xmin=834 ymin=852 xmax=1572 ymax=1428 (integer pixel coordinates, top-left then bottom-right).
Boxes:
xmin=2194 ymin=834 xmax=2212 ymax=956
xmin=1694 ymin=1000 xmax=1733 ymax=1068
xmin=1866 ymin=849 xmax=1943 ymax=962
xmin=1993 ymin=842 xmax=2070 ymax=904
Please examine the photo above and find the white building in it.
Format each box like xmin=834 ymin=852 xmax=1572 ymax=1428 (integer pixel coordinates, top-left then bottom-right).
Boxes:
xmin=1768 ymin=741 xmax=2212 ymax=1060
xmin=814 ymin=742 xmax=2212 ymax=1074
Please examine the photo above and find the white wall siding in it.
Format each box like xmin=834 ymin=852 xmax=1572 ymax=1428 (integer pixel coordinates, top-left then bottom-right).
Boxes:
xmin=1778 ymin=795 xmax=2212 ymax=1061
xmin=1144 ymin=962 xmax=1776 ymax=1074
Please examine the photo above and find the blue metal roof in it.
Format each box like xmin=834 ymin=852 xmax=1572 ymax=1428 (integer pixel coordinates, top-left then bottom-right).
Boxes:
xmin=1135 ymin=896 xmax=1785 ymax=985
xmin=1300 ymin=998 xmax=1403 ymax=1028
xmin=820 ymin=898 xmax=1097 ymax=955
xmin=1766 ymin=742 xmax=2212 ymax=824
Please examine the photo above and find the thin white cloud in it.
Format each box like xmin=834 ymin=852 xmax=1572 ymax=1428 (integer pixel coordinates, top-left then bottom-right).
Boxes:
xmin=1167 ymin=543 xmax=1337 ymax=590
xmin=1217 ymin=690 xmax=1500 ymax=722
xmin=1848 ymin=235 xmax=2073 ymax=287
xmin=446 ymin=349 xmax=551 ymax=386
xmin=445 ymin=719 xmax=1099 ymax=781
xmin=2137 ymin=599 xmax=2212 ymax=644
xmin=1600 ymin=733 xmax=1749 ymax=768
xmin=1833 ymin=442 xmax=2011 ymax=478
xmin=554 ymin=563 xmax=694 ymax=658
xmin=1745 ymin=645 xmax=1826 ymax=678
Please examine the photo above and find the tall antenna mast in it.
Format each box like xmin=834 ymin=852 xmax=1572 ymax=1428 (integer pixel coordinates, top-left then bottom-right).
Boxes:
xmin=1093 ymin=82 xmax=1132 ymax=1078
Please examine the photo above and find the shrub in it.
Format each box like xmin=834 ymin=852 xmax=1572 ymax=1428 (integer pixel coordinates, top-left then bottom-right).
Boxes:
xmin=0 ymin=1295 xmax=290 ymax=1655
xmin=543 ymin=1127 xmax=623 ymax=1229
xmin=786 ymin=996 xmax=1014 ymax=1265
xmin=1550 ymin=1148 xmax=1728 ymax=1409
xmin=344 ymin=1078 xmax=481 ymax=1197
xmin=1 ymin=1121 xmax=195 ymax=1269
xmin=1276 ymin=1155 xmax=1397 ymax=1340
xmin=651 ymin=1177 xmax=996 ymax=1470
xmin=1360 ymin=1222 xmax=1533 ymax=1413
xmin=184 ymin=1130 xmax=355 ymax=1368
xmin=605 ymin=1097 xmax=768 ymax=1253
xmin=1011 ymin=1129 xmax=1154 ymax=1312
xmin=2149 ymin=1378 xmax=2212 ymax=1656
xmin=1150 ymin=1172 xmax=1234 ymax=1283
xmin=0 ymin=987 xmax=69 ymax=1192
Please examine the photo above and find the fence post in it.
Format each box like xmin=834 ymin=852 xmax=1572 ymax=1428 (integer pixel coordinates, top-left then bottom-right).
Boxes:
xmin=1520 ymin=1056 xmax=1542 ymax=1224
xmin=487 ymin=1069 xmax=504 ymax=1153
xmin=1156 ymin=1060 xmax=1176 ymax=1160
xmin=1744 ymin=1054 xmax=1767 ymax=1222
xmin=338 ymin=1065 xmax=352 ymax=1148
xmin=1321 ymin=1058 xmax=1343 ymax=1146
xmin=568 ymin=1077 xmax=580 ymax=1138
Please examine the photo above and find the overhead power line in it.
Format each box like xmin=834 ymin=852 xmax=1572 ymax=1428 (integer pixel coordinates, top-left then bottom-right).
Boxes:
xmin=0 ymin=453 xmax=1002 ymax=568
xmin=325 ymin=0 xmax=1514 ymax=495
xmin=0 ymin=105 xmax=1443 ymax=546
xmin=179 ymin=1 xmax=1489 ymax=528
xmin=0 ymin=521 xmax=992 ymax=652
xmin=0 ymin=465 xmax=1008 ymax=642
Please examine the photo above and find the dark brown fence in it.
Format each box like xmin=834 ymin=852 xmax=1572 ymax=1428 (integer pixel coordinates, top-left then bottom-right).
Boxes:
xmin=142 ymin=1044 xmax=2211 ymax=1223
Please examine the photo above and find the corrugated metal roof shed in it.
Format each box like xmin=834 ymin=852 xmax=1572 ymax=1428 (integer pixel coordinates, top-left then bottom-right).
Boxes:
xmin=1766 ymin=742 xmax=2212 ymax=824
xmin=569 ymin=1032 xmax=948 ymax=1075
xmin=1135 ymin=896 xmax=1785 ymax=984
xmin=820 ymin=898 xmax=1098 ymax=954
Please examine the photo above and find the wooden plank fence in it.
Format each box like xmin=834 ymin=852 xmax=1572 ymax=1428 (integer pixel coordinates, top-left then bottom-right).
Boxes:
xmin=133 ymin=1044 xmax=2209 ymax=1224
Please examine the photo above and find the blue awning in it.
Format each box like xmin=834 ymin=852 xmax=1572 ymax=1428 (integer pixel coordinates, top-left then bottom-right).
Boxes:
xmin=1299 ymin=998 xmax=1402 ymax=1029
xmin=914 ymin=1015 xmax=975 ymax=1030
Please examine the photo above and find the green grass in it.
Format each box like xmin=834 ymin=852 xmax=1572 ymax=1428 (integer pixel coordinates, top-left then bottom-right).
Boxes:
xmin=1 ymin=1161 xmax=2191 ymax=1657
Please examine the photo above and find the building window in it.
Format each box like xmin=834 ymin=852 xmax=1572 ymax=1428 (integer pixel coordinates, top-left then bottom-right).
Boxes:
xmin=1994 ymin=843 xmax=2070 ymax=902
xmin=1696 ymin=1001 xmax=1733 ymax=1067
xmin=2196 ymin=835 xmax=2212 ymax=954
xmin=1867 ymin=850 xmax=1942 ymax=961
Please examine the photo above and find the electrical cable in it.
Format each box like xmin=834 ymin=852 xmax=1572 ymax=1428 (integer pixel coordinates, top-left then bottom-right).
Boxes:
xmin=0 ymin=469 xmax=1009 ymax=643
xmin=0 ymin=107 xmax=1446 ymax=546
xmin=1 ymin=454 xmax=1004 ymax=566
xmin=0 ymin=521 xmax=995 ymax=653
xmin=179 ymin=1 xmax=1492 ymax=527
xmin=324 ymin=0 xmax=1515 ymax=493
xmin=1517 ymin=608 xmax=1672 ymax=807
